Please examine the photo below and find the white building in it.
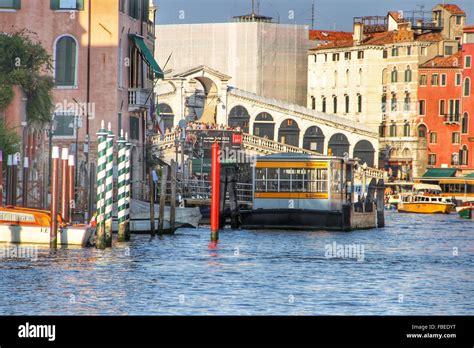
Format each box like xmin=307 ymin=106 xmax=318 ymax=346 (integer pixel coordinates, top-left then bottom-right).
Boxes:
xmin=155 ymin=15 xmax=312 ymax=106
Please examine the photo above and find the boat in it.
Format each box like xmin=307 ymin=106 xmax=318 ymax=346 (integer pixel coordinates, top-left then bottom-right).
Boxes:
xmin=111 ymin=199 xmax=202 ymax=233
xmin=0 ymin=206 xmax=95 ymax=247
xmin=456 ymin=201 xmax=474 ymax=219
xmin=384 ymin=181 xmax=414 ymax=209
xmin=397 ymin=184 xmax=454 ymax=214
xmin=239 ymin=153 xmax=385 ymax=231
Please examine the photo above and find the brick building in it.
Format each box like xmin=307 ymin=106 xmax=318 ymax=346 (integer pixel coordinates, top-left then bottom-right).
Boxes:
xmin=0 ymin=0 xmax=161 ymax=215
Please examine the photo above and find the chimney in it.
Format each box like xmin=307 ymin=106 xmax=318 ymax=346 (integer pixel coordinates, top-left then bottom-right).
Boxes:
xmin=353 ymin=22 xmax=364 ymax=45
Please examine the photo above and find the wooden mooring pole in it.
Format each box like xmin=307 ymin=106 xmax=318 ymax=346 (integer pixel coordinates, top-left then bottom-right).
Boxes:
xmin=210 ymin=142 xmax=220 ymax=244
xmin=158 ymin=165 xmax=168 ymax=235
xmin=170 ymin=160 xmax=177 ymax=232
xmin=149 ymin=169 xmax=156 ymax=237
xmin=68 ymin=155 xmax=75 ymax=223
xmin=50 ymin=146 xmax=60 ymax=249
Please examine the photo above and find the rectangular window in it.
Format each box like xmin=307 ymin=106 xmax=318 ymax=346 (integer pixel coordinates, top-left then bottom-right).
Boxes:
xmin=431 ymin=74 xmax=439 ymax=86
xmin=439 ymin=100 xmax=445 ymax=116
xmin=421 ymin=47 xmax=427 ymax=56
xmin=130 ymin=116 xmax=140 ymax=140
xmin=332 ymin=53 xmax=339 ymax=61
xmin=448 ymin=99 xmax=454 ymax=119
xmin=428 ymin=154 xmax=436 ymax=165
xmin=0 ymin=0 xmax=21 ymax=9
xmin=444 ymin=46 xmax=453 ymax=56
xmin=465 ymin=56 xmax=472 ymax=69
xmin=407 ymin=46 xmax=412 ymax=56
xmin=391 ymin=95 xmax=397 ymax=112
xmin=455 ymin=100 xmax=460 ymax=121
xmin=119 ymin=0 xmax=125 ymax=12
xmin=430 ymin=132 xmax=437 ymax=144
xmin=118 ymin=112 xmax=122 ymax=135
xmin=344 ymin=52 xmax=351 ymax=60
xmin=383 ymin=50 xmax=388 ymax=58
xmin=51 ymin=0 xmax=84 ymax=10
xmin=455 ymin=73 xmax=462 ymax=85
xmin=313 ymin=54 xmax=317 ymax=63
xmin=441 ymin=74 xmax=447 ymax=86
xmin=391 ymin=47 xmax=398 ymax=57
xmin=420 ymin=74 xmax=427 ymax=86
xmin=456 ymin=16 xmax=462 ymax=25
xmin=128 ymin=0 xmax=140 ymax=19
xmin=53 ymin=113 xmax=76 ymax=137
xmin=357 ymin=51 xmax=364 ymax=59
xmin=418 ymin=100 xmax=426 ymax=115
xmin=452 ymin=132 xmax=460 ymax=144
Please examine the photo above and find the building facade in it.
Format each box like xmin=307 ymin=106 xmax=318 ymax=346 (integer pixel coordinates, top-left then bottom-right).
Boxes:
xmin=155 ymin=18 xmax=313 ymax=107
xmin=461 ymin=26 xmax=474 ymax=168
xmin=307 ymin=4 xmax=467 ymax=178
xmin=0 ymin=0 xmax=160 ymax=214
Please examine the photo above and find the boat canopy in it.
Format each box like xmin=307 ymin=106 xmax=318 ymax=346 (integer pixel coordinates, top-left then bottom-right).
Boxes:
xmin=413 ymin=183 xmax=442 ymax=192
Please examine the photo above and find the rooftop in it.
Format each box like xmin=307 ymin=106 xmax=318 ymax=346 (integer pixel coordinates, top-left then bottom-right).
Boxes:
xmin=309 ymin=30 xmax=353 ymax=42
xmin=437 ymin=4 xmax=466 ymax=15
xmin=420 ymin=51 xmax=463 ymax=68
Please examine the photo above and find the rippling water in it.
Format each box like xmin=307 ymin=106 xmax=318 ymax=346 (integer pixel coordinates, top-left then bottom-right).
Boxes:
xmin=0 ymin=212 xmax=473 ymax=315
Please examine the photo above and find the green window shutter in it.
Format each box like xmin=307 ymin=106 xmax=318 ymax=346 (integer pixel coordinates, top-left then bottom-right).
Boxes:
xmin=13 ymin=0 xmax=21 ymax=9
xmin=55 ymin=37 xmax=77 ymax=86
xmin=142 ymin=0 xmax=149 ymax=21
xmin=50 ymin=0 xmax=59 ymax=10
xmin=76 ymin=0 xmax=84 ymax=10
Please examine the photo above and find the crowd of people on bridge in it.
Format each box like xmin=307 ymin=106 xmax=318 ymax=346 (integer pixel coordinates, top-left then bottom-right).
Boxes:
xmin=164 ymin=122 xmax=242 ymax=135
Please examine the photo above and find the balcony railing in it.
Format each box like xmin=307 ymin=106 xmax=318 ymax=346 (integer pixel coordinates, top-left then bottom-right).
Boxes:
xmin=128 ymin=88 xmax=152 ymax=110
xmin=444 ymin=113 xmax=460 ymax=124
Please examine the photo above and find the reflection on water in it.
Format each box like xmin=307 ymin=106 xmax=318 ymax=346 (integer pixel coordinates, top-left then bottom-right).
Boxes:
xmin=0 ymin=212 xmax=473 ymax=315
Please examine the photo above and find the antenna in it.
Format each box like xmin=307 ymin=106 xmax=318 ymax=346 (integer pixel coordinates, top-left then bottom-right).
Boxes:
xmin=252 ymin=0 xmax=255 ymax=16
xmin=311 ymin=0 xmax=315 ymax=30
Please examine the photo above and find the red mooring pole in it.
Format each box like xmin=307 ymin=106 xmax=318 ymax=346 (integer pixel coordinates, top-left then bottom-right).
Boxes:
xmin=22 ymin=156 xmax=29 ymax=207
xmin=210 ymin=142 xmax=220 ymax=244
xmin=60 ymin=148 xmax=69 ymax=223
xmin=68 ymin=155 xmax=75 ymax=223
xmin=50 ymin=146 xmax=60 ymax=249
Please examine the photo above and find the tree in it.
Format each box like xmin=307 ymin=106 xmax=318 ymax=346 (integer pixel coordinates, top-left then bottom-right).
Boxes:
xmin=0 ymin=119 xmax=20 ymax=158
xmin=0 ymin=30 xmax=54 ymax=126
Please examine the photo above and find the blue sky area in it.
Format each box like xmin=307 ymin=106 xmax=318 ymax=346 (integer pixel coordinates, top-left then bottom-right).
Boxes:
xmin=155 ymin=0 xmax=474 ymax=31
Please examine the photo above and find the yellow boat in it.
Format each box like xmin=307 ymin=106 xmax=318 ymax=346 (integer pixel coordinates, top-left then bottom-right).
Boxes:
xmin=398 ymin=195 xmax=454 ymax=214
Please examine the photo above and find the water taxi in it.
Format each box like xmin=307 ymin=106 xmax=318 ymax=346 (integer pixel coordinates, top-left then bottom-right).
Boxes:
xmin=0 ymin=206 xmax=95 ymax=247
xmin=397 ymin=184 xmax=454 ymax=214
xmin=456 ymin=201 xmax=474 ymax=219
xmin=240 ymin=153 xmax=385 ymax=231
xmin=384 ymin=181 xmax=414 ymax=209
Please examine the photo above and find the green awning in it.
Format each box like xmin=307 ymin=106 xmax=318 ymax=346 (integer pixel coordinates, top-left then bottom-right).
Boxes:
xmin=422 ymin=168 xmax=457 ymax=178
xmin=130 ymin=34 xmax=164 ymax=79
xmin=464 ymin=172 xmax=474 ymax=178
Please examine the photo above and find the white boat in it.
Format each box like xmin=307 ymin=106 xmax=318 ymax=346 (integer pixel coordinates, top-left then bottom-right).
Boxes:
xmin=112 ymin=199 xmax=202 ymax=233
xmin=0 ymin=207 xmax=95 ymax=247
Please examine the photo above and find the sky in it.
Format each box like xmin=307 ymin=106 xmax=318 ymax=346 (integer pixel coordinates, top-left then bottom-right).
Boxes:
xmin=155 ymin=0 xmax=474 ymax=31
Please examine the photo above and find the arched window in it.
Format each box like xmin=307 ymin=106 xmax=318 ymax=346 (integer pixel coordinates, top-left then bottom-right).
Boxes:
xmin=321 ymin=96 xmax=327 ymax=113
xmin=464 ymin=78 xmax=471 ymax=96
xmin=418 ymin=124 xmax=427 ymax=138
xmin=462 ymin=112 xmax=468 ymax=134
xmin=381 ymin=94 xmax=387 ymax=113
xmin=460 ymin=145 xmax=469 ymax=165
xmin=345 ymin=95 xmax=350 ymax=113
xmin=357 ymin=94 xmax=362 ymax=113
xmin=391 ymin=67 xmax=398 ymax=83
xmin=403 ymin=122 xmax=410 ymax=137
xmin=333 ymin=96 xmax=338 ymax=113
xmin=382 ymin=68 xmax=388 ymax=85
xmin=404 ymin=93 xmax=411 ymax=112
xmin=391 ymin=93 xmax=397 ymax=112
xmin=389 ymin=123 xmax=397 ymax=137
xmin=54 ymin=35 xmax=78 ymax=87
xmin=311 ymin=96 xmax=316 ymax=110
xmin=404 ymin=66 xmax=412 ymax=82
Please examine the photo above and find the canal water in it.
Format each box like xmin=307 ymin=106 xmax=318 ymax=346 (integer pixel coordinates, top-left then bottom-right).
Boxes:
xmin=0 ymin=212 xmax=472 ymax=315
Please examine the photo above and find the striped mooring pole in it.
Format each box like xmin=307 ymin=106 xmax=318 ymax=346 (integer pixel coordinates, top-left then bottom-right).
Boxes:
xmin=104 ymin=122 xmax=115 ymax=248
xmin=124 ymin=132 xmax=132 ymax=241
xmin=117 ymin=130 xmax=128 ymax=242
xmin=95 ymin=121 xmax=108 ymax=250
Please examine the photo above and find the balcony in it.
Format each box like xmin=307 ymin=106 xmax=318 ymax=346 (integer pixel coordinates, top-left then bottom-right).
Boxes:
xmin=128 ymin=88 xmax=152 ymax=112
xmin=443 ymin=113 xmax=460 ymax=124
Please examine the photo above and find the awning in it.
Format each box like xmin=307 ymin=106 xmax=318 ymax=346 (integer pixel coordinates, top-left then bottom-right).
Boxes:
xmin=422 ymin=168 xmax=457 ymax=178
xmin=464 ymin=172 xmax=474 ymax=178
xmin=130 ymin=34 xmax=164 ymax=79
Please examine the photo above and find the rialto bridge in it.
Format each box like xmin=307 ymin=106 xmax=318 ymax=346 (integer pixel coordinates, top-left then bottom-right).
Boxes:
xmin=154 ymin=65 xmax=379 ymax=167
